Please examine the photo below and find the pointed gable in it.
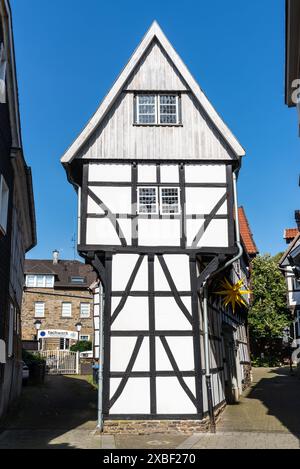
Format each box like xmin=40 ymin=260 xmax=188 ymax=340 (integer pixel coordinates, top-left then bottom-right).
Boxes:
xmin=125 ymin=39 xmax=188 ymax=91
xmin=61 ymin=21 xmax=245 ymax=164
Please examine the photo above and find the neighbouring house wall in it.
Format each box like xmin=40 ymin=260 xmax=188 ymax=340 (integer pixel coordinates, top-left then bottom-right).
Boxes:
xmin=22 ymin=288 xmax=94 ymax=346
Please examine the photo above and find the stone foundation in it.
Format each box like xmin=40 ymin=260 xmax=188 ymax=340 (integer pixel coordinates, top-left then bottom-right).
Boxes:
xmin=103 ymin=402 xmax=226 ymax=435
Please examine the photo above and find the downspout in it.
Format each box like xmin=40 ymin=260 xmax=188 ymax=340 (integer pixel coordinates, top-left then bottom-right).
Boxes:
xmin=202 ymin=170 xmax=243 ymax=433
xmin=97 ymin=282 xmax=105 ymax=432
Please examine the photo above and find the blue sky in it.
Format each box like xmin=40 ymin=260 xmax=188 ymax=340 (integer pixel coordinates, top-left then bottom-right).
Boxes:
xmin=11 ymin=0 xmax=300 ymax=259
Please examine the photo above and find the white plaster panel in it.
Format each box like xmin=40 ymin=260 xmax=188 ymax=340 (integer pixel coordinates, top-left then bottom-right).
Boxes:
xmin=160 ymin=165 xmax=179 ymax=183
xmin=138 ymin=164 xmax=157 ymax=183
xmin=163 ymin=255 xmax=191 ymax=291
xmin=138 ymin=219 xmax=181 ymax=246
xmin=112 ymin=254 xmax=139 ymax=291
xmin=110 ymin=378 xmax=150 ymax=414
xmin=154 ymin=256 xmax=171 ymax=291
xmin=88 ymin=163 xmax=131 ymax=182
xmin=111 ymin=296 xmax=149 ymax=331
xmin=185 ymin=188 xmax=227 ymax=215
xmin=87 ymin=194 xmax=105 ymax=214
xmin=131 ymin=256 xmax=148 ymax=290
xmin=185 ymin=165 xmax=226 ymax=183
xmin=156 ymin=377 xmax=197 ymax=414
xmin=155 ymin=337 xmax=194 ymax=371
xmin=90 ymin=186 xmax=131 ymax=214
xmin=186 ymin=219 xmax=228 ymax=248
xmin=132 ymin=338 xmax=150 ymax=372
xmin=86 ymin=218 xmax=121 ymax=245
xmin=155 ymin=297 xmax=192 ymax=331
xmin=110 ymin=337 xmax=136 ymax=372
xmin=117 ymin=219 xmax=132 ymax=246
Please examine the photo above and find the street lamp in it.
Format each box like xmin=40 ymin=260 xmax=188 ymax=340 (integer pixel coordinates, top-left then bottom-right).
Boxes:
xmin=75 ymin=322 xmax=82 ymax=342
xmin=34 ymin=320 xmax=42 ymax=350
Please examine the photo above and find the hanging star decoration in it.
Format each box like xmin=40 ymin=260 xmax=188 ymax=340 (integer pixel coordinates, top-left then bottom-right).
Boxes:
xmin=214 ymin=277 xmax=252 ymax=313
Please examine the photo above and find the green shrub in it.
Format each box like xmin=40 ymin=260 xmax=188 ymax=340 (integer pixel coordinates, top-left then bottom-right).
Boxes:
xmin=70 ymin=341 xmax=92 ymax=352
xmin=22 ymin=349 xmax=45 ymax=366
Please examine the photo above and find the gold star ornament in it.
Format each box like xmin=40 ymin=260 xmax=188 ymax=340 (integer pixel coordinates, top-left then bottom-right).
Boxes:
xmin=214 ymin=277 xmax=252 ymax=313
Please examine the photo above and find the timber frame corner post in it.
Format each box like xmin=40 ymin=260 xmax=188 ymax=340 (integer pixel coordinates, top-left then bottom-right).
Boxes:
xmin=61 ymin=22 xmax=250 ymax=425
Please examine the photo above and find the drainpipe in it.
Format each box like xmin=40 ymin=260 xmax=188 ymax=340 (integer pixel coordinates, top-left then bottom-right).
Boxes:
xmin=202 ymin=170 xmax=243 ymax=433
xmin=97 ymin=282 xmax=105 ymax=432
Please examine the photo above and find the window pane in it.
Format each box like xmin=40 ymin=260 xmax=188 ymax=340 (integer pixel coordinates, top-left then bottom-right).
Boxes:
xmin=62 ymin=302 xmax=72 ymax=317
xmin=80 ymin=303 xmax=91 ymax=318
xmin=35 ymin=302 xmax=45 ymax=318
xmin=138 ymin=187 xmax=158 ymax=214
xmin=26 ymin=275 xmax=35 ymax=287
xmin=137 ymin=95 xmax=156 ymax=124
xmin=36 ymin=276 xmax=45 ymax=287
xmin=159 ymin=95 xmax=178 ymax=124
xmin=160 ymin=188 xmax=180 ymax=214
xmin=45 ymin=276 xmax=54 ymax=287
xmin=71 ymin=276 xmax=85 ymax=284
xmin=80 ymin=335 xmax=90 ymax=342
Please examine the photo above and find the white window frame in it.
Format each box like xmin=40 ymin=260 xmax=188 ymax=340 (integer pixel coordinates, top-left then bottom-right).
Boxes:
xmin=135 ymin=94 xmax=180 ymax=125
xmin=137 ymin=186 xmax=159 ymax=215
xmin=159 ymin=187 xmax=180 ymax=215
xmin=79 ymin=335 xmax=90 ymax=342
xmin=80 ymin=303 xmax=91 ymax=319
xmin=34 ymin=302 xmax=45 ymax=318
xmin=25 ymin=275 xmax=54 ymax=288
xmin=61 ymin=302 xmax=72 ymax=318
xmin=0 ymin=175 xmax=9 ymax=234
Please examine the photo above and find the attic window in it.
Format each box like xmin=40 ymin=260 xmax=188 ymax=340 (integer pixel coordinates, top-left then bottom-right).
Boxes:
xmin=135 ymin=94 xmax=180 ymax=125
xmin=71 ymin=276 xmax=85 ymax=284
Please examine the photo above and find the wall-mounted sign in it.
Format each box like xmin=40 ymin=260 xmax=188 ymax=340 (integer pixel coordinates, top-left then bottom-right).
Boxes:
xmin=38 ymin=330 xmax=78 ymax=340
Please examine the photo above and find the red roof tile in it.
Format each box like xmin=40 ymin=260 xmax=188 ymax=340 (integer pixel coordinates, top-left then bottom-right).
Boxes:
xmin=284 ymin=228 xmax=299 ymax=241
xmin=238 ymin=207 xmax=258 ymax=256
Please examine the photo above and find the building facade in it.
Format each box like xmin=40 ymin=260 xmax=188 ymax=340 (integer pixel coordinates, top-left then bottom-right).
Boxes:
xmin=285 ymin=0 xmax=300 ymax=132
xmin=0 ymin=0 xmax=36 ymax=420
xmin=61 ymin=22 xmax=253 ymax=431
xmin=22 ymin=255 xmax=96 ymax=351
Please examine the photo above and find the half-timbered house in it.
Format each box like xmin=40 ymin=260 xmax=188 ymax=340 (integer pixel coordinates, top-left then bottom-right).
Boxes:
xmin=61 ymin=22 xmax=251 ymax=432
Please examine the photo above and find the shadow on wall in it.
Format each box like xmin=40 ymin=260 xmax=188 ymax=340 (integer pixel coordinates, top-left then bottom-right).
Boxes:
xmin=0 ymin=374 xmax=98 ymax=449
xmin=247 ymin=367 xmax=300 ymax=438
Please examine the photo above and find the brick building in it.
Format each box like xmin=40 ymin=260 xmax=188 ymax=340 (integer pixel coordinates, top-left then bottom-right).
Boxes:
xmin=22 ymin=253 xmax=96 ymax=351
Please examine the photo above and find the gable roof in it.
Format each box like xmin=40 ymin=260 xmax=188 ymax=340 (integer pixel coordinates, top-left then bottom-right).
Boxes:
xmin=61 ymin=21 xmax=245 ymax=165
xmin=238 ymin=207 xmax=258 ymax=257
xmin=24 ymin=259 xmax=97 ymax=289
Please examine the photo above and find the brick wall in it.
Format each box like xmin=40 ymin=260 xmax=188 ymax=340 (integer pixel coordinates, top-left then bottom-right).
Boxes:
xmin=22 ymin=288 xmax=94 ymax=346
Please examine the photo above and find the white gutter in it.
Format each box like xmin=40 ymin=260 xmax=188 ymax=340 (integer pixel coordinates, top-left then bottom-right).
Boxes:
xmin=202 ymin=170 xmax=244 ymax=432
xmin=97 ymin=282 xmax=105 ymax=432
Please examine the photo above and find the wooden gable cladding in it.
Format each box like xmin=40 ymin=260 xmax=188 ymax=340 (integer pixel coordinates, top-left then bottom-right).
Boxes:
xmin=125 ymin=39 xmax=188 ymax=91
xmin=79 ymin=91 xmax=234 ymax=161
xmin=61 ymin=21 xmax=245 ymax=164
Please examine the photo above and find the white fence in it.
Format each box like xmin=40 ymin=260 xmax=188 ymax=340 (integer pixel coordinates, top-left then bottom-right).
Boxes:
xmin=38 ymin=350 xmax=79 ymax=375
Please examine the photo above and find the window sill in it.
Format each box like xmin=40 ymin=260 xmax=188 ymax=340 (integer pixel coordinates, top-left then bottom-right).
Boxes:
xmin=133 ymin=123 xmax=183 ymax=128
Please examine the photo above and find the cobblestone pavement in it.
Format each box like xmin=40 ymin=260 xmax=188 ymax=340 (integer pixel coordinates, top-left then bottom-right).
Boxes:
xmin=0 ymin=368 xmax=299 ymax=449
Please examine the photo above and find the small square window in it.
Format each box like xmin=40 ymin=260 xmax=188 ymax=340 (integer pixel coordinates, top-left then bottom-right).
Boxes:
xmin=136 ymin=95 xmax=156 ymax=124
xmin=160 ymin=187 xmax=180 ymax=214
xmin=159 ymin=95 xmax=178 ymax=124
xmin=0 ymin=175 xmax=9 ymax=234
xmin=135 ymin=94 xmax=180 ymax=125
xmin=80 ymin=335 xmax=90 ymax=342
xmin=138 ymin=187 xmax=158 ymax=214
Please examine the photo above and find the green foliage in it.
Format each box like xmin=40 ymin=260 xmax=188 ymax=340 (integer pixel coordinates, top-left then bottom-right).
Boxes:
xmin=248 ymin=254 xmax=291 ymax=340
xmin=251 ymin=355 xmax=282 ymax=368
xmin=22 ymin=349 xmax=45 ymax=365
xmin=70 ymin=340 xmax=92 ymax=352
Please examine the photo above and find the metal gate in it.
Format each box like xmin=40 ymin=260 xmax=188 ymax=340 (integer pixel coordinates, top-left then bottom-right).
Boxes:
xmin=39 ymin=350 xmax=79 ymax=375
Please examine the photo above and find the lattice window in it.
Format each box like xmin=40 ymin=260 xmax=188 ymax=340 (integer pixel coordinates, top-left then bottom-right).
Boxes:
xmin=136 ymin=95 xmax=156 ymax=124
xmin=160 ymin=187 xmax=180 ymax=214
xmin=34 ymin=302 xmax=45 ymax=318
xmin=159 ymin=95 xmax=178 ymax=124
xmin=135 ymin=94 xmax=180 ymax=125
xmin=138 ymin=187 xmax=158 ymax=214
xmin=80 ymin=303 xmax=91 ymax=318
xmin=61 ymin=302 xmax=72 ymax=318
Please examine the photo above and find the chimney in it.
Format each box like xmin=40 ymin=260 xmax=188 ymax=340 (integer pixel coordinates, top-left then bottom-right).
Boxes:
xmin=53 ymin=250 xmax=59 ymax=265
xmin=295 ymin=211 xmax=300 ymax=230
